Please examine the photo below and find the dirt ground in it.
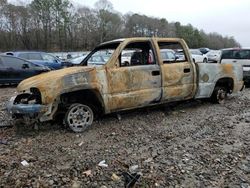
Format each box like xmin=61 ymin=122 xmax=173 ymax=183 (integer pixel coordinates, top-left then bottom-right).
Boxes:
xmin=0 ymin=86 xmax=250 ymax=188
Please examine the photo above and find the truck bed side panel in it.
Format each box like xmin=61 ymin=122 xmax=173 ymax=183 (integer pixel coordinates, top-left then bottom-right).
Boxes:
xmin=195 ymin=63 xmax=243 ymax=99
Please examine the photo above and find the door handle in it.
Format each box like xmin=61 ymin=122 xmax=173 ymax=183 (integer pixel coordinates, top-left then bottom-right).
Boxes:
xmin=152 ymin=70 xmax=160 ymax=76
xmin=184 ymin=68 xmax=190 ymax=73
xmin=232 ymin=60 xmax=237 ymax=63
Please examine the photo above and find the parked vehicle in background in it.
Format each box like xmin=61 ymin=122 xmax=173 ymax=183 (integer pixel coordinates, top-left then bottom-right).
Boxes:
xmin=190 ymin=49 xmax=208 ymax=63
xmin=5 ymin=51 xmax=63 ymax=70
xmin=51 ymin=52 xmax=90 ymax=61
xmin=0 ymin=55 xmax=50 ymax=84
xmin=88 ymin=54 xmax=110 ymax=66
xmin=7 ymin=38 xmax=244 ymax=133
xmin=160 ymin=49 xmax=177 ymax=62
xmin=69 ymin=55 xmax=87 ymax=65
xmin=206 ymin=50 xmax=221 ymax=62
xmin=121 ymin=51 xmax=134 ymax=66
xmin=175 ymin=50 xmax=185 ymax=61
xmin=199 ymin=47 xmax=210 ymax=54
xmin=220 ymin=48 xmax=250 ymax=84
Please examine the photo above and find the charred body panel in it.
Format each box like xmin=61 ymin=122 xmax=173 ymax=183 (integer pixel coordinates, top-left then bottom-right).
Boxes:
xmin=8 ymin=66 xmax=106 ymax=122
xmin=106 ymin=64 xmax=162 ymax=112
xmin=195 ymin=63 xmax=244 ymax=98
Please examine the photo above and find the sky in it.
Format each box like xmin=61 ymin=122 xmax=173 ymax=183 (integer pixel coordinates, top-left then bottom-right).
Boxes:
xmin=73 ymin=0 xmax=250 ymax=47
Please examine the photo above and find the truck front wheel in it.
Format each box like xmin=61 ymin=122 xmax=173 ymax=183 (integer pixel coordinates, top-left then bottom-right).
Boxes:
xmin=65 ymin=103 xmax=94 ymax=132
xmin=211 ymin=86 xmax=227 ymax=104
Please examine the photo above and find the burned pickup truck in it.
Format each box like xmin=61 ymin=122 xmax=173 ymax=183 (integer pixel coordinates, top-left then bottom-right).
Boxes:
xmin=7 ymin=38 xmax=244 ymax=132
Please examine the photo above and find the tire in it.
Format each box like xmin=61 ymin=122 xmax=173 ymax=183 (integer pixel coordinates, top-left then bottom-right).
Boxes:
xmin=211 ymin=86 xmax=227 ymax=104
xmin=203 ymin=58 xmax=208 ymax=63
xmin=65 ymin=103 xmax=94 ymax=133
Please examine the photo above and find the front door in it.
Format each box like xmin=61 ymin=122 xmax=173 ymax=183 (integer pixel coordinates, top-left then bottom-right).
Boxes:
xmin=106 ymin=40 xmax=162 ymax=112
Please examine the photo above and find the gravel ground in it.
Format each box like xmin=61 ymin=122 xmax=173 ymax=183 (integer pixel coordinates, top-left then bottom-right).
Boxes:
xmin=0 ymin=87 xmax=250 ymax=188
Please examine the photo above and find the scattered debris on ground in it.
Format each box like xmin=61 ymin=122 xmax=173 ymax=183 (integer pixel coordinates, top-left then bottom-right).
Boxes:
xmin=0 ymin=87 xmax=250 ymax=187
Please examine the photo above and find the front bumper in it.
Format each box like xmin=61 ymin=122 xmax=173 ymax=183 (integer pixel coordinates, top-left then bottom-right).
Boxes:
xmin=7 ymin=96 xmax=46 ymax=115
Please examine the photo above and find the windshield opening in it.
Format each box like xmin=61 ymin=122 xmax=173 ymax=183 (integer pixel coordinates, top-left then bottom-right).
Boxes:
xmin=81 ymin=42 xmax=121 ymax=66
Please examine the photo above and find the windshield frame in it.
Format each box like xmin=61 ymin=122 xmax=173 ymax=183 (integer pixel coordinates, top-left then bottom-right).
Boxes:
xmin=80 ymin=41 xmax=122 ymax=66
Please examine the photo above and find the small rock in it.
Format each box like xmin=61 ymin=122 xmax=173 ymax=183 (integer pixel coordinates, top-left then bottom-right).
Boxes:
xmin=15 ymin=179 xmax=22 ymax=187
xmin=241 ymin=183 xmax=250 ymax=188
xmin=240 ymin=164 xmax=250 ymax=173
xmin=48 ymin=180 xmax=54 ymax=185
xmin=72 ymin=181 xmax=81 ymax=188
xmin=218 ymin=132 xmax=224 ymax=136
xmin=155 ymin=182 xmax=160 ymax=187
xmin=56 ymin=163 xmax=71 ymax=170
xmin=144 ymin=158 xmax=153 ymax=163
xmin=44 ymin=174 xmax=52 ymax=178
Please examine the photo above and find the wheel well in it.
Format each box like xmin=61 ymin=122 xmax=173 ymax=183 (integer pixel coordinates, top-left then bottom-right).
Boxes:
xmin=215 ymin=77 xmax=234 ymax=93
xmin=60 ymin=89 xmax=104 ymax=115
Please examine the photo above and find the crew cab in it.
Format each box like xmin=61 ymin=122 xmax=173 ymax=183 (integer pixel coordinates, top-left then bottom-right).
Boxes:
xmin=7 ymin=38 xmax=244 ymax=132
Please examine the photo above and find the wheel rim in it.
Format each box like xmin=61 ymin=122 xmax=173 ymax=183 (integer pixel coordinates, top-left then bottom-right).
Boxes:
xmin=67 ymin=104 xmax=93 ymax=132
xmin=217 ymin=89 xmax=226 ymax=103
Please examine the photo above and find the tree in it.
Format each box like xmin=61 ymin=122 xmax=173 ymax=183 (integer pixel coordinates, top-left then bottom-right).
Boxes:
xmin=0 ymin=0 xmax=241 ymax=52
xmin=94 ymin=0 xmax=122 ymax=43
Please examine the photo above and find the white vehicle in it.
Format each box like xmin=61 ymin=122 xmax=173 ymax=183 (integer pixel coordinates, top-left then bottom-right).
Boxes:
xmin=121 ymin=51 xmax=134 ymax=66
xmin=220 ymin=48 xmax=250 ymax=84
xmin=190 ymin=49 xmax=208 ymax=63
xmin=160 ymin=49 xmax=177 ymax=62
xmin=206 ymin=50 xmax=221 ymax=62
xmin=70 ymin=55 xmax=87 ymax=65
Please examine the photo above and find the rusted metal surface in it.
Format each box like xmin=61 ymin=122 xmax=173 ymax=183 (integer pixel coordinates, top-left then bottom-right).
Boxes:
xmin=7 ymin=37 xmax=244 ymax=123
xmin=106 ymin=64 xmax=161 ymax=111
xmin=195 ymin=63 xmax=244 ymax=98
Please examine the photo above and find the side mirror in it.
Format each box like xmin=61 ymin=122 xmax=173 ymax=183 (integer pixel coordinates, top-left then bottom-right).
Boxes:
xmin=22 ymin=64 xmax=29 ymax=69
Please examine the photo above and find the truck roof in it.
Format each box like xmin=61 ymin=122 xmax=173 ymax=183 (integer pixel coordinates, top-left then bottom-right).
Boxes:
xmin=100 ymin=37 xmax=184 ymax=46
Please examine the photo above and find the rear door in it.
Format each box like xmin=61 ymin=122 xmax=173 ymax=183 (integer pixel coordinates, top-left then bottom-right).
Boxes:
xmin=153 ymin=39 xmax=196 ymax=102
xmin=1 ymin=56 xmax=22 ymax=83
xmin=1 ymin=56 xmax=35 ymax=83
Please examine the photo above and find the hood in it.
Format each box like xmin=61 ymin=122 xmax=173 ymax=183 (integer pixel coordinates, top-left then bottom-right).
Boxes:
xmin=17 ymin=66 xmax=95 ymax=92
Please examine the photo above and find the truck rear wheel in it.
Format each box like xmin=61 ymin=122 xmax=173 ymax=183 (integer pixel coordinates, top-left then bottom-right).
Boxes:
xmin=65 ymin=103 xmax=94 ymax=133
xmin=211 ymin=86 xmax=227 ymax=104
